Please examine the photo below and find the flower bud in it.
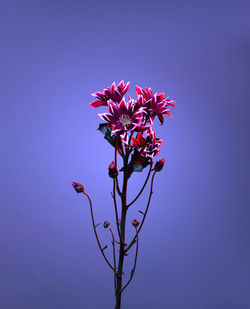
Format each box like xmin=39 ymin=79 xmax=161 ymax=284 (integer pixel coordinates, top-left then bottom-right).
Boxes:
xmin=103 ymin=221 xmax=110 ymax=228
xmin=108 ymin=161 xmax=118 ymax=178
xmin=153 ymin=158 xmax=165 ymax=172
xmin=72 ymin=182 xmax=84 ymax=193
xmin=132 ymin=219 xmax=140 ymax=227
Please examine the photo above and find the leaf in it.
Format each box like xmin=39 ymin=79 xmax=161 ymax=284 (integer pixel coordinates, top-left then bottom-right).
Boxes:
xmin=98 ymin=123 xmax=123 ymax=155
xmin=124 ymin=149 xmax=151 ymax=177
xmin=133 ymin=163 xmax=144 ymax=172
xmin=98 ymin=123 xmax=116 ymax=146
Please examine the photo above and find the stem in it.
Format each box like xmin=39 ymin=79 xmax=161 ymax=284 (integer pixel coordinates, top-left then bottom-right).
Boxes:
xmin=108 ymin=226 xmax=117 ymax=292
xmin=121 ymin=227 xmax=139 ymax=292
xmin=125 ymin=171 xmax=157 ymax=253
xmin=112 ymin=179 xmax=121 ymax=240
xmin=115 ymin=149 xmax=129 ymax=309
xmin=127 ymin=160 xmax=153 ymax=208
xmin=115 ymin=137 xmax=122 ymax=197
xmin=83 ymin=191 xmax=116 ymax=272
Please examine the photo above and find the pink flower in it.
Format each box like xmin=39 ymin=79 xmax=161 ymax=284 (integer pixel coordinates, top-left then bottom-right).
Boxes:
xmin=90 ymin=80 xmax=130 ymax=108
xmin=135 ymin=85 xmax=175 ymax=125
xmin=132 ymin=128 xmax=163 ymax=158
xmin=98 ymin=98 xmax=150 ymax=137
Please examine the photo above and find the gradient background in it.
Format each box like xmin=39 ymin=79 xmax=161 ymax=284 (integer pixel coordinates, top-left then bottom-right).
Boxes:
xmin=1 ymin=0 xmax=250 ymax=308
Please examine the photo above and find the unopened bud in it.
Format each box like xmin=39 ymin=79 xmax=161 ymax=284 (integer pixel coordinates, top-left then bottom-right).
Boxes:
xmin=153 ymin=158 xmax=165 ymax=172
xmin=132 ymin=219 xmax=139 ymax=227
xmin=103 ymin=221 xmax=110 ymax=228
xmin=72 ymin=182 xmax=85 ymax=193
xmin=108 ymin=161 xmax=118 ymax=178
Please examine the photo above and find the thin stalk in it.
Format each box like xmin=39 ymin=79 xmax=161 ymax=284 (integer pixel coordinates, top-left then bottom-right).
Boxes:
xmin=121 ymin=227 xmax=139 ymax=292
xmin=112 ymin=179 xmax=121 ymax=240
xmin=125 ymin=171 xmax=157 ymax=253
xmin=83 ymin=191 xmax=116 ymax=273
xmin=108 ymin=226 xmax=117 ymax=292
xmin=115 ymin=137 xmax=122 ymax=197
xmin=127 ymin=160 xmax=153 ymax=208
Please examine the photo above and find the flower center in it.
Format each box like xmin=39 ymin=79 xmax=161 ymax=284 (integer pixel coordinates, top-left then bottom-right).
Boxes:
xmin=119 ymin=114 xmax=132 ymax=127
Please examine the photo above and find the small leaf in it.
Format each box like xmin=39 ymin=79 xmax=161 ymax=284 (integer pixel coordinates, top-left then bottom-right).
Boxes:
xmin=98 ymin=123 xmax=123 ymax=155
xmin=133 ymin=163 xmax=144 ymax=172
xmin=98 ymin=123 xmax=112 ymax=136
xmin=138 ymin=210 xmax=145 ymax=215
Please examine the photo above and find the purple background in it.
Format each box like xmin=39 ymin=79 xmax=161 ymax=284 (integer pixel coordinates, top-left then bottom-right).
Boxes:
xmin=1 ymin=0 xmax=250 ymax=308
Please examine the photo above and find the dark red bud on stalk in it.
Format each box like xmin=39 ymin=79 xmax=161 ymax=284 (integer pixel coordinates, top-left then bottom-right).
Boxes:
xmin=108 ymin=161 xmax=118 ymax=178
xmin=72 ymin=182 xmax=85 ymax=193
xmin=103 ymin=221 xmax=110 ymax=228
xmin=132 ymin=219 xmax=140 ymax=227
xmin=153 ymin=158 xmax=165 ymax=172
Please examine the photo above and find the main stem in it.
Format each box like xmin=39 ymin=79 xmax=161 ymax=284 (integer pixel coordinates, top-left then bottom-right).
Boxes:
xmin=115 ymin=153 xmax=129 ymax=309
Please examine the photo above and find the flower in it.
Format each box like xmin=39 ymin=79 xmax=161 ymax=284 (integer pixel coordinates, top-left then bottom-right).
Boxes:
xmin=135 ymin=85 xmax=175 ymax=124
xmin=72 ymin=182 xmax=85 ymax=193
xmin=98 ymin=98 xmax=150 ymax=137
xmin=132 ymin=219 xmax=140 ymax=227
xmin=108 ymin=161 xmax=118 ymax=178
xmin=153 ymin=158 xmax=165 ymax=172
xmin=132 ymin=128 xmax=162 ymax=158
xmin=103 ymin=221 xmax=110 ymax=228
xmin=90 ymin=80 xmax=130 ymax=108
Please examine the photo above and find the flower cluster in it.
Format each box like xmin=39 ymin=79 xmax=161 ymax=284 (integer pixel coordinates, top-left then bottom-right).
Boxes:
xmin=90 ymin=80 xmax=175 ymax=173
xmin=72 ymin=80 xmax=175 ymax=308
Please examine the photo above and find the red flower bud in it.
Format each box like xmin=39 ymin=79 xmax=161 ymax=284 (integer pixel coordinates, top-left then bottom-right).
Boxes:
xmin=153 ymin=158 xmax=165 ymax=172
xmin=132 ymin=219 xmax=140 ymax=227
xmin=103 ymin=221 xmax=110 ymax=228
xmin=72 ymin=182 xmax=85 ymax=193
xmin=108 ymin=161 xmax=118 ymax=178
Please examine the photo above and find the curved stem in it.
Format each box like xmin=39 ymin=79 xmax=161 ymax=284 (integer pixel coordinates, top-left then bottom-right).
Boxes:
xmin=121 ymin=227 xmax=139 ymax=292
xmin=108 ymin=226 xmax=117 ymax=292
xmin=127 ymin=160 xmax=153 ymax=208
xmin=83 ymin=191 xmax=116 ymax=272
xmin=125 ymin=171 xmax=157 ymax=253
